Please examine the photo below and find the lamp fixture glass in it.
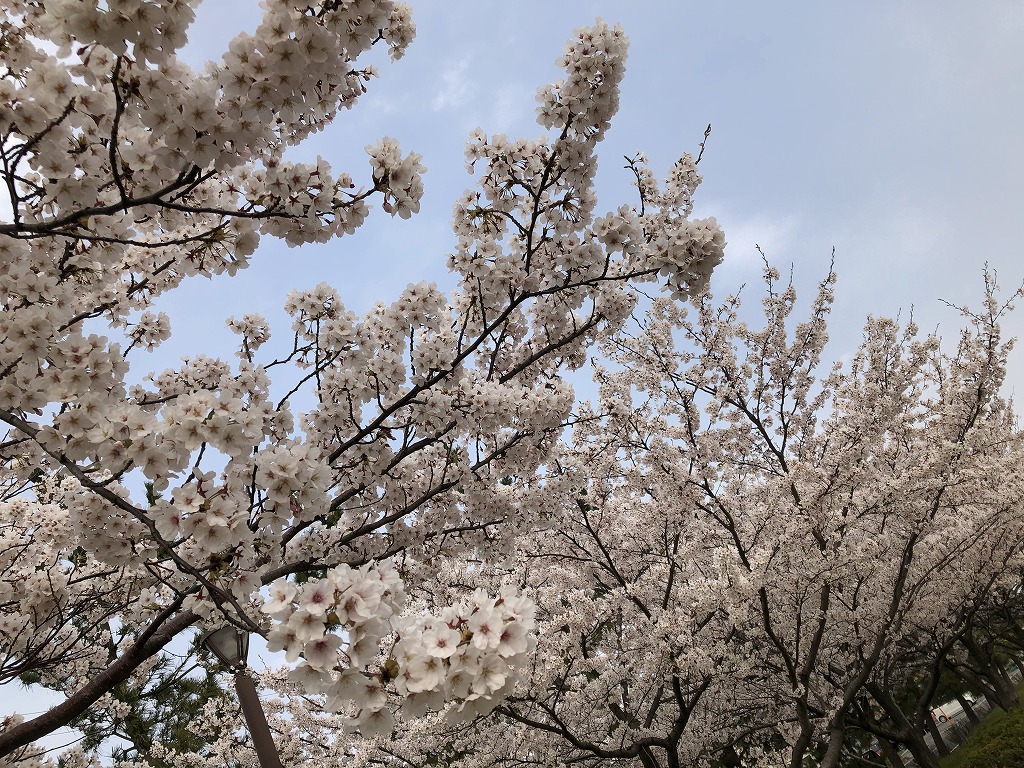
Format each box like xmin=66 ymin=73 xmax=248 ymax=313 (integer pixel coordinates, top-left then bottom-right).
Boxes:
xmin=201 ymin=626 xmax=250 ymax=668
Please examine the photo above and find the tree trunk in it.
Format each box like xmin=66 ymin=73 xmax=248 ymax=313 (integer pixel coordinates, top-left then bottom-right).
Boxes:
xmin=864 ymin=683 xmax=941 ymax=768
xmin=787 ymin=698 xmax=816 ymax=768
xmin=956 ymin=692 xmax=981 ymax=725
xmin=1008 ymin=653 xmax=1024 ymax=678
xmin=818 ymin=722 xmax=846 ymax=768
xmin=952 ymin=666 xmax=1001 ymax=710
xmin=903 ymin=728 xmax=942 ymax=768
xmin=877 ymin=737 xmax=907 ymax=768
xmin=991 ymin=659 xmax=1020 ymax=710
xmin=960 ymin=634 xmax=1020 ymax=711
xmin=924 ymin=712 xmax=950 ymax=757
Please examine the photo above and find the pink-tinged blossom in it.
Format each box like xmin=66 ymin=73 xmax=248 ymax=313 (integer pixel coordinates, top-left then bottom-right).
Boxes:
xmin=467 ymin=606 xmax=502 ymax=650
xmin=303 ymin=633 xmax=343 ymax=671
xmin=472 ymin=655 xmax=508 ymax=694
xmin=287 ymin=662 xmax=332 ymax=694
xmin=355 ymin=707 xmax=395 ymax=738
xmin=265 ymin=623 xmax=302 ymax=664
xmin=287 ymin=609 xmax=325 ymax=644
xmin=299 ymin=578 xmax=336 ymax=617
xmin=495 ymin=620 xmax=528 ymax=657
xmin=404 ymin=656 xmax=445 ymax=693
xmin=422 ymin=624 xmax=461 ymax=658
xmin=151 ymin=502 xmax=183 ymax=542
xmin=402 ymin=689 xmax=445 ymax=718
xmin=262 ymin=580 xmax=298 ymax=617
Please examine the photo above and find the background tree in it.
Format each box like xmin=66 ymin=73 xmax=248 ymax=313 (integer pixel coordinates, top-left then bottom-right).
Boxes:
xmin=363 ymin=266 xmax=1024 ymax=768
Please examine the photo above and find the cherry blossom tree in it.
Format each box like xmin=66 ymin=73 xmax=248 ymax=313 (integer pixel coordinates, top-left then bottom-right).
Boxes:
xmin=0 ymin=2 xmax=726 ymax=764
xmin=359 ymin=266 xmax=1024 ymax=768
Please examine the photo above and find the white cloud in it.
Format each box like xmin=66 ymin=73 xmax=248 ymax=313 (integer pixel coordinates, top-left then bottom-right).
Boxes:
xmin=704 ymin=208 xmax=801 ymax=273
xmin=486 ymin=84 xmax=534 ymax=133
xmin=432 ymin=57 xmax=473 ymax=111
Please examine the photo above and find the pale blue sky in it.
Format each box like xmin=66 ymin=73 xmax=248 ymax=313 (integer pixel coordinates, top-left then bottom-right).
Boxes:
xmin=157 ymin=0 xmax=1024 ymax=392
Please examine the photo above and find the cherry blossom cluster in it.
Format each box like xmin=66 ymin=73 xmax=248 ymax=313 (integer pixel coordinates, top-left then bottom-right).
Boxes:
xmin=391 ymin=586 xmax=535 ymax=715
xmin=623 ymin=151 xmax=725 ymax=298
xmin=444 ymin=19 xmax=726 ymax=415
xmin=0 ymin=0 xmax=421 ymax=333
xmin=646 ymin=215 xmax=726 ymax=299
xmin=366 ymin=138 xmax=427 ymax=220
xmin=125 ymin=311 xmax=172 ymax=352
xmin=261 ymin=564 xmax=535 ymax=736
xmin=226 ymin=312 xmax=271 ymax=358
xmin=263 ymin=563 xmax=405 ymax=670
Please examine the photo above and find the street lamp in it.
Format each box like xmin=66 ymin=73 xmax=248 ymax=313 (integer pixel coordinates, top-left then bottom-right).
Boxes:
xmin=201 ymin=626 xmax=284 ymax=768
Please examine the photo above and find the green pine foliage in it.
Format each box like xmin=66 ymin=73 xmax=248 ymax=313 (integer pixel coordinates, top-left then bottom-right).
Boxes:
xmin=62 ymin=640 xmax=231 ymax=768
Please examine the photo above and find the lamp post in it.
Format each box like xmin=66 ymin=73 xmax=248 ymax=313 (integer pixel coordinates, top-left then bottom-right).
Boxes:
xmin=201 ymin=626 xmax=285 ymax=768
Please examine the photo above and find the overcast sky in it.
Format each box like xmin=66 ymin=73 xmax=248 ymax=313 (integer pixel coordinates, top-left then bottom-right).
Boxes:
xmin=7 ymin=0 xmax=1024 ymax=753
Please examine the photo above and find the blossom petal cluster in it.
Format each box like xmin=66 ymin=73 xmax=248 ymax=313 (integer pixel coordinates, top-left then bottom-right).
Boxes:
xmin=262 ymin=567 xmax=535 ymax=735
